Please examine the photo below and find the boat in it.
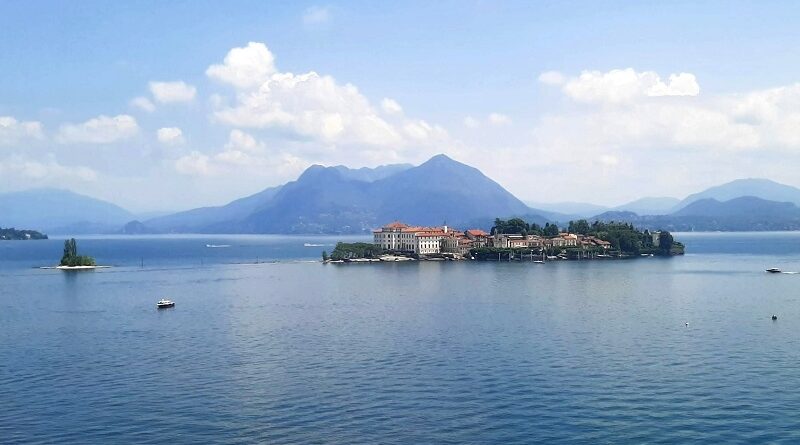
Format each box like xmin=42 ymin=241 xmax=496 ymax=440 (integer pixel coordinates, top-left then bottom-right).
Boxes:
xmin=766 ymin=268 xmax=782 ymax=273
xmin=156 ymin=299 xmax=175 ymax=309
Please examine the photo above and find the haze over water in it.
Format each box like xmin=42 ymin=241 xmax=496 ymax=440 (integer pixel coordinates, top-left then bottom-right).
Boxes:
xmin=3 ymin=232 xmax=800 ymax=443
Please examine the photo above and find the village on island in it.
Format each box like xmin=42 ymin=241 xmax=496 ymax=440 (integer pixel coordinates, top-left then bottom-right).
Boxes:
xmin=325 ymin=218 xmax=684 ymax=263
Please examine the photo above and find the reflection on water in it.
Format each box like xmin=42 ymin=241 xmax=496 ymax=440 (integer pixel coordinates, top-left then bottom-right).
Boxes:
xmin=2 ymin=233 xmax=800 ymax=443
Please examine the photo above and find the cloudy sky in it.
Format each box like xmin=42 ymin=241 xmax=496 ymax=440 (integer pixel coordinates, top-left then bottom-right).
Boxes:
xmin=2 ymin=1 xmax=800 ymax=212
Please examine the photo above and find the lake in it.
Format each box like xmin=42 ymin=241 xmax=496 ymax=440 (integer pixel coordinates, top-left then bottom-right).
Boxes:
xmin=3 ymin=232 xmax=800 ymax=444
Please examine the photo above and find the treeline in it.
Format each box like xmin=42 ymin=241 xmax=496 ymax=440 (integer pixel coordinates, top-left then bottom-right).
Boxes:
xmin=60 ymin=238 xmax=96 ymax=267
xmin=0 ymin=227 xmax=47 ymax=240
xmin=491 ymin=218 xmax=560 ymax=237
xmin=490 ymin=217 xmax=683 ymax=255
xmin=326 ymin=242 xmax=384 ymax=261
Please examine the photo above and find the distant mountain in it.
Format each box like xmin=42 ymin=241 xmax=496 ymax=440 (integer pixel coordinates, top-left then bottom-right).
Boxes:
xmin=677 ymin=178 xmax=800 ymax=210
xmin=614 ymin=197 xmax=680 ymax=215
xmin=526 ymin=201 xmax=609 ymax=218
xmin=236 ymin=154 xmax=536 ymax=233
xmin=592 ymin=210 xmax=640 ymax=222
xmin=332 ymin=163 xmax=413 ymax=182
xmin=589 ymin=197 xmax=800 ymax=231
xmin=0 ymin=188 xmax=134 ymax=233
xmin=146 ymin=185 xmax=282 ymax=233
xmin=674 ymin=196 xmax=800 ymax=219
xmin=120 ymin=220 xmax=159 ymax=235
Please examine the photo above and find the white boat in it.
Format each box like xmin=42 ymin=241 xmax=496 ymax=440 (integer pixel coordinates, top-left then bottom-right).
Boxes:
xmin=157 ymin=299 xmax=175 ymax=309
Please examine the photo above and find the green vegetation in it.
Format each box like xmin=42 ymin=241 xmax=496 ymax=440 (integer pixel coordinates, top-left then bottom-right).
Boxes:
xmin=491 ymin=218 xmax=561 ymax=237
xmin=0 ymin=227 xmax=47 ymax=240
xmin=330 ymin=242 xmax=385 ymax=260
xmin=60 ymin=238 xmax=96 ymax=267
xmin=321 ymin=250 xmax=329 ymax=262
xmin=478 ymin=217 xmax=684 ymax=259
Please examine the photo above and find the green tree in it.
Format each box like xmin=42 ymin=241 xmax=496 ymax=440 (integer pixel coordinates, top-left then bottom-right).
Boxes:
xmin=322 ymin=250 xmax=329 ymax=262
xmin=543 ymin=223 xmax=559 ymax=237
xmin=568 ymin=219 xmax=591 ymax=235
xmin=659 ymin=231 xmax=674 ymax=253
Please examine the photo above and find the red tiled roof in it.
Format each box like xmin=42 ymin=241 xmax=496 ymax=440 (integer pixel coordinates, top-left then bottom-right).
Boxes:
xmin=385 ymin=221 xmax=409 ymax=229
xmin=466 ymin=229 xmax=489 ymax=236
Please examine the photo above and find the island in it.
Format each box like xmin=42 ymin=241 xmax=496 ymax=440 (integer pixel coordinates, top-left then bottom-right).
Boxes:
xmin=326 ymin=218 xmax=684 ymax=263
xmin=0 ymin=227 xmax=47 ymax=240
xmin=58 ymin=238 xmax=98 ymax=269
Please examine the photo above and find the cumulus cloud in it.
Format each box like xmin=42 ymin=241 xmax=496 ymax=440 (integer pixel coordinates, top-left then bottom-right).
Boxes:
xmin=538 ymin=70 xmax=565 ymax=86
xmin=130 ymin=96 xmax=156 ymax=112
xmin=0 ymin=116 xmax=44 ymax=145
xmin=56 ymin=114 xmax=138 ymax=144
xmin=156 ymin=127 xmax=184 ymax=146
xmin=303 ymin=6 xmax=330 ymax=25
xmin=463 ymin=116 xmax=479 ymax=128
xmin=206 ymin=42 xmax=276 ymax=90
xmin=381 ymin=98 xmax=403 ymax=115
xmin=531 ymin=68 xmax=800 ymax=154
xmin=175 ymin=151 xmax=212 ymax=176
xmin=462 ymin=113 xmax=511 ymax=128
xmin=224 ymin=129 xmax=264 ymax=153
xmin=538 ymin=68 xmax=700 ymax=105
xmin=0 ymin=154 xmax=97 ymax=183
xmin=149 ymin=81 xmax=197 ymax=103
xmin=553 ymin=68 xmax=700 ymax=104
xmin=205 ymin=42 xmax=453 ymax=156
xmin=488 ymin=113 xmax=512 ymax=126
xmin=174 ymin=130 xmax=305 ymax=179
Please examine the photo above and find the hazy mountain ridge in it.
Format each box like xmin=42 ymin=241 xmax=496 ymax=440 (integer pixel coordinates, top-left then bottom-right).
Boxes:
xmin=6 ymin=166 xmax=800 ymax=235
xmin=0 ymin=188 xmax=134 ymax=233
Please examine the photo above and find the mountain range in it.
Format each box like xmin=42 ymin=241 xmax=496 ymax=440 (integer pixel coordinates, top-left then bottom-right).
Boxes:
xmin=4 ymin=156 xmax=800 ymax=234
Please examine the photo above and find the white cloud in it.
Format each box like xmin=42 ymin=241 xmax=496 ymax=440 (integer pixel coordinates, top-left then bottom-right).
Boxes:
xmin=56 ymin=114 xmax=139 ymax=144
xmin=556 ymin=68 xmax=700 ymax=104
xmin=206 ymin=42 xmax=453 ymax=156
xmin=156 ymin=127 xmax=185 ymax=146
xmin=381 ymin=98 xmax=403 ymax=115
xmin=148 ymin=81 xmax=197 ymax=103
xmin=0 ymin=154 xmax=97 ymax=183
xmin=225 ymin=129 xmax=264 ymax=153
xmin=303 ymin=6 xmax=330 ymax=25
xmin=538 ymin=70 xmax=565 ymax=86
xmin=206 ymin=42 xmax=276 ymax=90
xmin=463 ymin=116 xmax=479 ymax=128
xmin=0 ymin=116 xmax=44 ymax=145
xmin=175 ymin=151 xmax=212 ymax=176
xmin=212 ymin=70 xmax=401 ymax=146
xmin=174 ymin=131 xmax=306 ymax=179
xmin=130 ymin=96 xmax=156 ymax=112
xmin=488 ymin=112 xmax=512 ymax=126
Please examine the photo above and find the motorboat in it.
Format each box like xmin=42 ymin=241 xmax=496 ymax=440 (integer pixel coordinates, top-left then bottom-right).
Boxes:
xmin=157 ymin=299 xmax=175 ymax=309
xmin=766 ymin=268 xmax=782 ymax=273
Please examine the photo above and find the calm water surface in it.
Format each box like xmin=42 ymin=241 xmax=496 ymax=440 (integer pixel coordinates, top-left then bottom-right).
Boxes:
xmin=2 ymin=232 xmax=800 ymax=444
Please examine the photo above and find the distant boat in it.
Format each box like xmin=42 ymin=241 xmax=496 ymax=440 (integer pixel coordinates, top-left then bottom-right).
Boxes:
xmin=157 ymin=299 xmax=175 ymax=309
xmin=206 ymin=244 xmax=231 ymax=248
xmin=766 ymin=268 xmax=782 ymax=273
xmin=303 ymin=243 xmax=327 ymax=247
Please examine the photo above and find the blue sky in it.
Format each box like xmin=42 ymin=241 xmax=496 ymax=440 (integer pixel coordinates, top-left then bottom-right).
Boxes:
xmin=2 ymin=1 xmax=800 ymax=212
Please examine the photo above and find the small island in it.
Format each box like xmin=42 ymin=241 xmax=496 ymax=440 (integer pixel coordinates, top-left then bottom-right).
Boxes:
xmin=58 ymin=238 xmax=98 ymax=269
xmin=0 ymin=227 xmax=47 ymax=240
xmin=327 ymin=218 xmax=684 ymax=263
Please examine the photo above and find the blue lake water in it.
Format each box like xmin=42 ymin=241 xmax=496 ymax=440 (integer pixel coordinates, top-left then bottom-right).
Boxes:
xmin=3 ymin=232 xmax=800 ymax=444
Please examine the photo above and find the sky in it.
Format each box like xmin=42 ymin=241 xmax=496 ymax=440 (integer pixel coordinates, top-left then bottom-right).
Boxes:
xmin=3 ymin=0 xmax=800 ymax=213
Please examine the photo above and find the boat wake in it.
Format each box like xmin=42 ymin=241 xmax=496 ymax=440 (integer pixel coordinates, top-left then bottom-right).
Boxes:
xmin=303 ymin=243 xmax=330 ymax=247
xmin=206 ymin=244 xmax=231 ymax=248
